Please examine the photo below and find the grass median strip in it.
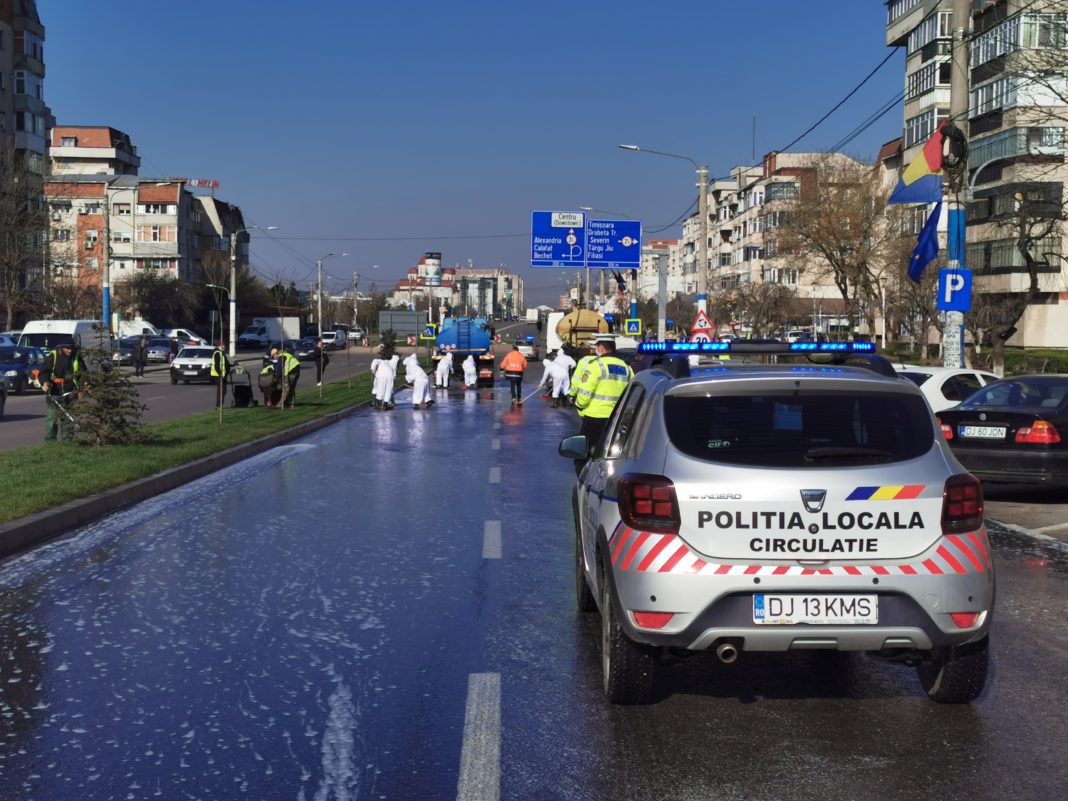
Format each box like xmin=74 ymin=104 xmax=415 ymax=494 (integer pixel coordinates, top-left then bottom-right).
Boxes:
xmin=0 ymin=374 xmax=375 ymax=526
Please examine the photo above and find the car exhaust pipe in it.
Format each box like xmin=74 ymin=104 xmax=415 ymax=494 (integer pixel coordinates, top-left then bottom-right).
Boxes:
xmin=716 ymin=643 xmax=739 ymax=664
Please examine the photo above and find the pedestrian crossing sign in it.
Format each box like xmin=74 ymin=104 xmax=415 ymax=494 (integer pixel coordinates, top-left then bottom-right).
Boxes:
xmin=420 ymin=324 xmax=437 ymax=341
xmin=625 ymin=318 xmax=642 ymax=336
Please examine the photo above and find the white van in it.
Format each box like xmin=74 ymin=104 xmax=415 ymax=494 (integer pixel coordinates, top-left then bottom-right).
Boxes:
xmin=116 ymin=319 xmax=160 ymax=338
xmin=18 ymin=320 xmax=110 ymax=351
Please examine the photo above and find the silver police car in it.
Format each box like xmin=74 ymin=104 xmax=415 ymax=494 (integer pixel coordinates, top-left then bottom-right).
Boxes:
xmin=560 ymin=342 xmax=993 ymax=705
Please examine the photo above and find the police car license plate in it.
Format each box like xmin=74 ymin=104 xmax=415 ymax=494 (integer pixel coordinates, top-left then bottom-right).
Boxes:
xmin=753 ymin=594 xmax=878 ymax=625
xmin=184 ymin=370 xmax=199 ymax=376
xmin=959 ymin=425 xmax=1007 ymax=439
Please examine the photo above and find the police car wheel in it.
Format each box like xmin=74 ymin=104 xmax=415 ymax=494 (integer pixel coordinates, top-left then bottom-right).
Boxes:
xmin=574 ymin=510 xmax=595 ymax=613
xmin=916 ymin=636 xmax=989 ymax=703
xmin=599 ymin=557 xmax=654 ymax=704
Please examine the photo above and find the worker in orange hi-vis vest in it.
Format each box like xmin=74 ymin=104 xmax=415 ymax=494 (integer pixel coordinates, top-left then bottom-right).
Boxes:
xmin=500 ymin=343 xmax=528 ymax=405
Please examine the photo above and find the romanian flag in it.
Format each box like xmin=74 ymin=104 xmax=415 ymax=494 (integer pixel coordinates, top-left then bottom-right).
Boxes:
xmin=888 ymin=129 xmax=944 ymax=204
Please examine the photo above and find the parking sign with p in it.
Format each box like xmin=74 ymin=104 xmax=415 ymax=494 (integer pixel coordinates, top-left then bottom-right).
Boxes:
xmin=937 ymin=268 xmax=972 ymax=313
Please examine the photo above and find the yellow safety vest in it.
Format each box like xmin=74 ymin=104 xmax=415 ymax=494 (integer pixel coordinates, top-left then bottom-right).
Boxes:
xmin=568 ymin=355 xmax=595 ymax=399
xmin=572 ymin=355 xmax=632 ymax=419
xmin=280 ymin=352 xmax=300 ymax=376
xmin=210 ymin=349 xmax=230 ymax=378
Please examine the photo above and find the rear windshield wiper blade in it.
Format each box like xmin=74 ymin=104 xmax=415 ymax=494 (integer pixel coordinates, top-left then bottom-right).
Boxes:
xmin=804 ymin=446 xmax=895 ymax=461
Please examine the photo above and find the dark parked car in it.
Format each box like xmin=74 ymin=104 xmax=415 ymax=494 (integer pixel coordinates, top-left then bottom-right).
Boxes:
xmin=292 ymin=337 xmax=320 ymax=361
xmin=145 ymin=336 xmax=175 ymax=363
xmin=0 ymin=346 xmax=45 ymax=394
xmin=936 ymin=375 xmax=1068 ymax=487
xmin=0 ymin=378 xmax=6 ymax=418
xmin=112 ymin=337 xmax=140 ymax=366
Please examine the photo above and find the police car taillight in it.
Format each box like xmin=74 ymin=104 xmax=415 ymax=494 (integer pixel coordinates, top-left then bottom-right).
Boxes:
xmin=618 ymin=475 xmax=680 ymax=534
xmin=941 ymin=475 xmax=983 ymax=534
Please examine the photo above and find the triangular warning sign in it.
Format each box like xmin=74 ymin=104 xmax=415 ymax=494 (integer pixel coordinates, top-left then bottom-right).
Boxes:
xmin=691 ymin=309 xmax=714 ymax=333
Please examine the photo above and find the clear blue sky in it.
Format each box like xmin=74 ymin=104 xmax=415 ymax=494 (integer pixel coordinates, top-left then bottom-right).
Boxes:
xmin=45 ymin=1 xmax=904 ymax=306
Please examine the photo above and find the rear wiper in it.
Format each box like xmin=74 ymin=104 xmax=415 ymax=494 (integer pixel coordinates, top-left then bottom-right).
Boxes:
xmin=804 ymin=446 xmax=895 ymax=461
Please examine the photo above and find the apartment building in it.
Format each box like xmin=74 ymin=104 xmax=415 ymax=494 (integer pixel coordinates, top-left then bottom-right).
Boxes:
xmin=886 ymin=0 xmax=1068 ymax=346
xmin=44 ymin=176 xmax=198 ymax=288
xmin=636 ymin=239 xmax=685 ymax=301
xmin=0 ymin=0 xmax=51 ymax=173
xmin=49 ymin=125 xmax=140 ymax=176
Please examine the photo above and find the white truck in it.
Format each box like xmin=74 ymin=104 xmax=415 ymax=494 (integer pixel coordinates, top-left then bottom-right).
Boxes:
xmin=115 ymin=319 xmax=160 ymax=338
xmin=18 ymin=319 xmax=110 ymax=351
xmin=237 ymin=316 xmax=301 ymax=349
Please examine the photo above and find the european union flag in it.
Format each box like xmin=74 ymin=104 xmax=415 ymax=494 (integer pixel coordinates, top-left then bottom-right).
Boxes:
xmin=908 ymin=201 xmax=942 ymax=283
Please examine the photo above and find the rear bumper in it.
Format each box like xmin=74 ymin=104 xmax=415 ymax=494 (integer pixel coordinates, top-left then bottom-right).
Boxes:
xmin=603 ymin=530 xmax=995 ymax=654
xmin=951 ymin=446 xmax=1068 ymax=485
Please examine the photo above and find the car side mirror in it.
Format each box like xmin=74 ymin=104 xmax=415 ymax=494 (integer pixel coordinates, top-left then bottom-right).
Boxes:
xmin=559 ymin=434 xmax=588 ymax=460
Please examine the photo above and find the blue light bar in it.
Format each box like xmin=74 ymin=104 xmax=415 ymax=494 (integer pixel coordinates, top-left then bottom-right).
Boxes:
xmin=640 ymin=341 xmax=729 ymax=353
xmin=638 ymin=341 xmax=877 ymax=354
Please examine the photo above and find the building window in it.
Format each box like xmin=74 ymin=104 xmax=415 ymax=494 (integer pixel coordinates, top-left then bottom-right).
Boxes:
xmin=907 ymin=11 xmax=952 ymax=55
xmin=61 ymin=136 xmax=76 ymax=147
xmin=86 ymin=258 xmax=99 ymax=271
xmin=53 ymin=229 xmax=71 ymax=242
xmin=968 ymin=126 xmax=1065 ymax=167
xmin=113 ymin=203 xmax=131 ymax=215
xmin=765 ymin=183 xmax=799 ymax=201
xmin=136 ymin=203 xmax=176 ymax=215
xmin=112 ymin=231 xmax=132 ymax=243
xmin=887 ymin=0 xmax=922 ymax=23
xmin=136 ymin=224 xmax=177 ymax=243
xmin=905 ymin=108 xmax=949 ymax=148
xmin=82 ymin=203 xmax=101 ymax=214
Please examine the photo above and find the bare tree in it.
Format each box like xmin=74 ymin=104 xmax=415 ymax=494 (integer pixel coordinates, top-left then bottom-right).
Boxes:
xmin=732 ymin=281 xmax=799 ymax=338
xmin=771 ymin=159 xmax=912 ymax=336
xmin=0 ymin=149 xmax=47 ymax=329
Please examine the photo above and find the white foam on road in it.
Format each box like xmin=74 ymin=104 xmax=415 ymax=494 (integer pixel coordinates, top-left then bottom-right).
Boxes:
xmin=489 ymin=467 xmax=500 ymax=484
xmin=456 ymin=673 xmax=500 ymax=801
xmin=312 ymin=672 xmax=360 ymax=801
xmin=491 ymin=437 xmax=500 ymax=451
xmin=483 ymin=521 xmax=502 ymax=559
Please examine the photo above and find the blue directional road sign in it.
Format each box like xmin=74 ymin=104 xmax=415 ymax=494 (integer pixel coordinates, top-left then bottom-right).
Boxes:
xmin=603 ymin=313 xmax=615 ymax=324
xmin=531 ymin=211 xmax=587 ymax=267
xmin=937 ymin=269 xmax=972 ymax=312
xmin=420 ymin=324 xmax=438 ymax=341
xmin=586 ymin=219 xmax=643 ymax=270
xmin=624 ymin=318 xmax=642 ymax=336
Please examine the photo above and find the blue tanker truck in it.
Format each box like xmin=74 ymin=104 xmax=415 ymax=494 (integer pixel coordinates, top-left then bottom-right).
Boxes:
xmin=432 ymin=317 xmax=496 ymax=387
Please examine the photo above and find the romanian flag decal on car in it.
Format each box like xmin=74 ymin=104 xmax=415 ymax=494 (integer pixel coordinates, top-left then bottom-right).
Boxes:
xmin=846 ymin=485 xmax=926 ymax=501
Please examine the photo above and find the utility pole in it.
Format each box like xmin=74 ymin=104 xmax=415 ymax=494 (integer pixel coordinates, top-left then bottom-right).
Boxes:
xmin=102 ymin=179 xmax=111 ymax=334
xmin=944 ymin=0 xmax=970 ymax=369
xmin=697 ymin=165 xmax=709 ymax=314
xmin=228 ymin=231 xmax=238 ymax=359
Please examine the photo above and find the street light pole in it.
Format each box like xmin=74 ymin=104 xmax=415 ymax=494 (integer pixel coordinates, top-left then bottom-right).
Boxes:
xmin=619 ymin=145 xmax=709 ymax=312
xmin=316 ymin=252 xmax=348 ymax=397
xmin=228 ymin=224 xmax=277 ymax=358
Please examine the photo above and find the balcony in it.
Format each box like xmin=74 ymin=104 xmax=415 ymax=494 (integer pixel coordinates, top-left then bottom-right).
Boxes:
xmin=13 ymin=52 xmax=45 ymax=78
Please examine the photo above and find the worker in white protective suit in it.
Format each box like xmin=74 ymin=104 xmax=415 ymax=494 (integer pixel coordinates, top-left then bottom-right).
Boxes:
xmin=370 ymin=353 xmax=389 ymax=410
xmin=538 ymin=355 xmax=569 ymax=408
xmin=553 ymin=349 xmax=576 ymax=405
xmin=371 ymin=352 xmax=398 ymax=410
xmin=435 ymin=350 xmax=454 ymax=388
xmin=403 ymin=352 xmax=433 ymax=408
xmin=461 ymin=354 xmax=478 ymax=389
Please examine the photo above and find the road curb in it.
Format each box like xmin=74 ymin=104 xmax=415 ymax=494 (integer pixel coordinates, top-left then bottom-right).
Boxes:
xmin=0 ymin=400 xmax=370 ymax=561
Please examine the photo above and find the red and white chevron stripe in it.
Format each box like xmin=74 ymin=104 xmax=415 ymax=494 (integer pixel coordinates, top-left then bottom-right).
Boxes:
xmin=608 ymin=524 xmax=991 ymax=577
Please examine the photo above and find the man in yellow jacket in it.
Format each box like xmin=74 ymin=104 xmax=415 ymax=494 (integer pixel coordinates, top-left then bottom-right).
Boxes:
xmin=571 ymin=335 xmax=632 ymax=473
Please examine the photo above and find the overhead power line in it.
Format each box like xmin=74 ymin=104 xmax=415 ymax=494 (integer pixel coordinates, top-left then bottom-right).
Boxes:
xmin=776 ymin=50 xmax=899 ymax=154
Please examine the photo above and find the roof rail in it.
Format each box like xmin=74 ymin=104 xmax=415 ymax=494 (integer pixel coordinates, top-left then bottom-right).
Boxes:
xmin=635 ymin=341 xmax=898 ymax=379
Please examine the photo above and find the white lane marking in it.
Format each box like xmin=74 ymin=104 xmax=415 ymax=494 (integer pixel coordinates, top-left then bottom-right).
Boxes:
xmin=489 ymin=467 xmax=500 ymax=484
xmin=491 ymin=437 xmax=500 ymax=451
xmin=1032 ymin=521 xmax=1068 ymax=534
xmin=143 ymin=395 xmax=167 ymax=401
xmin=456 ymin=673 xmax=501 ymax=801
xmin=483 ymin=521 xmax=502 ymax=559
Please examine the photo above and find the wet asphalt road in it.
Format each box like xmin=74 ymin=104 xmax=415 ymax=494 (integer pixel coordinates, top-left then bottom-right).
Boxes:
xmin=0 ymin=382 xmax=1066 ymax=800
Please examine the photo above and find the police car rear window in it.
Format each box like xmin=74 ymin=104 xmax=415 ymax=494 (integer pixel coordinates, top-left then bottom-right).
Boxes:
xmin=664 ymin=391 xmax=934 ymax=468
